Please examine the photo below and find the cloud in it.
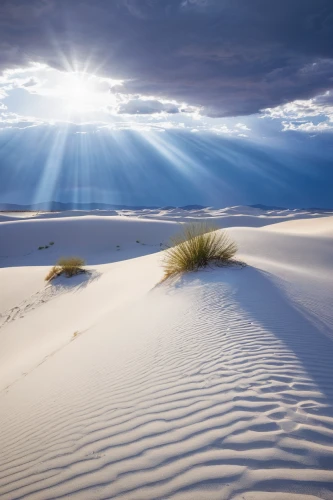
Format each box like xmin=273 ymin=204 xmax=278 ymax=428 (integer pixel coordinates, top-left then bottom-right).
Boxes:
xmin=0 ymin=60 xmax=254 ymax=134
xmin=181 ymin=0 xmax=211 ymax=8
xmin=0 ymin=0 xmax=332 ymax=117
xmin=0 ymin=66 xmax=43 ymax=93
xmin=116 ymin=98 xmax=181 ymax=115
xmin=263 ymin=90 xmax=333 ymax=120
xmin=0 ymin=64 xmax=204 ymax=123
xmin=0 ymin=111 xmax=42 ymax=130
xmin=235 ymin=123 xmax=250 ymax=131
xmin=207 ymin=124 xmax=250 ymax=136
xmin=263 ymin=89 xmax=333 ymax=132
xmin=21 ymin=77 xmax=40 ymax=88
xmin=114 ymin=97 xmax=199 ymax=115
xmin=0 ymin=0 xmax=52 ymax=23
xmin=282 ymin=120 xmax=333 ymax=133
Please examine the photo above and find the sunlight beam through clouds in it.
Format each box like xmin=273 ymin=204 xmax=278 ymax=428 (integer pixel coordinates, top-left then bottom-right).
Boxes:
xmin=33 ymin=125 xmax=70 ymax=208
xmin=144 ymin=130 xmax=211 ymax=180
xmin=0 ymin=16 xmax=332 ymax=211
xmin=1 ymin=55 xmax=329 ymax=210
xmin=0 ymin=123 xmax=332 ymax=208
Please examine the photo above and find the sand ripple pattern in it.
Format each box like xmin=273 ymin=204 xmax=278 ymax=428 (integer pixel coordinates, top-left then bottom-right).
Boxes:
xmin=0 ymin=267 xmax=333 ymax=499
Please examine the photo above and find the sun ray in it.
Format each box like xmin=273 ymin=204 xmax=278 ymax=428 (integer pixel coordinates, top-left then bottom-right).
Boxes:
xmin=33 ymin=125 xmax=70 ymax=208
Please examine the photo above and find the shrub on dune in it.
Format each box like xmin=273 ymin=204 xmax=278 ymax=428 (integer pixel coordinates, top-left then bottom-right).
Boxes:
xmin=45 ymin=257 xmax=86 ymax=281
xmin=57 ymin=257 xmax=86 ymax=277
xmin=163 ymin=222 xmax=237 ymax=279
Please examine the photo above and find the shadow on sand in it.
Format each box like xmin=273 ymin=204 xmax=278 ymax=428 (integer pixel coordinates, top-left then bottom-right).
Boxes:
xmin=165 ymin=264 xmax=333 ymax=407
xmin=49 ymin=269 xmax=102 ymax=293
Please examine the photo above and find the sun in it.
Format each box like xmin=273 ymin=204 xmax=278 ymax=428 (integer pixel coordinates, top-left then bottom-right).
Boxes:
xmin=61 ymin=72 xmax=95 ymax=112
xmin=56 ymin=71 xmax=121 ymax=115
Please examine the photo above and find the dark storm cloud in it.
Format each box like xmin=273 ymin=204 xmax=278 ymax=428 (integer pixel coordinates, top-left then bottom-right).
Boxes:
xmin=1 ymin=0 xmax=333 ymax=116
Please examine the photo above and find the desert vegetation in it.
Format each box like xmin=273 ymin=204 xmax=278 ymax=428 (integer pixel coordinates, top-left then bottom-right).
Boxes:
xmin=45 ymin=265 xmax=61 ymax=281
xmin=38 ymin=241 xmax=54 ymax=250
xmin=45 ymin=257 xmax=86 ymax=281
xmin=163 ymin=222 xmax=237 ymax=278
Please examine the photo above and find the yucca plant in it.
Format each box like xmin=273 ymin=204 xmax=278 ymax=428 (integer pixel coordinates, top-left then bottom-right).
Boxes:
xmin=163 ymin=222 xmax=237 ymax=278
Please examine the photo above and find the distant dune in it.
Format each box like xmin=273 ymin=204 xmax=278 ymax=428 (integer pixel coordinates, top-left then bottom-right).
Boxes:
xmin=1 ymin=201 xmax=332 ymax=213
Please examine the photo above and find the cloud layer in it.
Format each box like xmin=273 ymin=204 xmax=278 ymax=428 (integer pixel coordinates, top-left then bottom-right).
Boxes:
xmin=1 ymin=0 xmax=333 ymax=117
xmin=263 ymin=90 xmax=333 ymax=132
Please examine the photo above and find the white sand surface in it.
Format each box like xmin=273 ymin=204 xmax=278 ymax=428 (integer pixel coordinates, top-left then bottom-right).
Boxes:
xmin=0 ymin=208 xmax=332 ymax=499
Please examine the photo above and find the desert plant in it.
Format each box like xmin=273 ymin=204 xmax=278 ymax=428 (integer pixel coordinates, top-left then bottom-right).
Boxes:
xmin=45 ymin=265 xmax=61 ymax=282
xmin=57 ymin=256 xmax=86 ymax=277
xmin=49 ymin=241 xmax=54 ymax=245
xmin=38 ymin=246 xmax=45 ymax=250
xmin=163 ymin=222 xmax=237 ymax=278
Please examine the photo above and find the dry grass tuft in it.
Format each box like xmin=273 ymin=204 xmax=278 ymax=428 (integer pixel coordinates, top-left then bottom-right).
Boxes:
xmin=163 ymin=222 xmax=237 ymax=279
xmin=45 ymin=265 xmax=61 ymax=282
xmin=45 ymin=257 xmax=86 ymax=281
xmin=57 ymin=257 xmax=86 ymax=277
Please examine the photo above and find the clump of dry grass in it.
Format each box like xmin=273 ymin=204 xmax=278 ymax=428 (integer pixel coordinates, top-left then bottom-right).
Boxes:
xmin=45 ymin=257 xmax=86 ymax=281
xmin=57 ymin=257 xmax=86 ymax=277
xmin=163 ymin=222 xmax=237 ymax=279
xmin=45 ymin=265 xmax=61 ymax=282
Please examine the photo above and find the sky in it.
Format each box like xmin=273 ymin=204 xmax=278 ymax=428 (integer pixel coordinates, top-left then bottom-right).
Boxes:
xmin=0 ymin=0 xmax=333 ymax=208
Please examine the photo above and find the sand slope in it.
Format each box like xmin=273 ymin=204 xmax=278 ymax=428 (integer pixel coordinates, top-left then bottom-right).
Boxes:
xmin=0 ymin=211 xmax=332 ymax=499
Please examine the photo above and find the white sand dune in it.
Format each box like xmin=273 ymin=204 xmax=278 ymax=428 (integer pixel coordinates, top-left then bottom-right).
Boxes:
xmin=262 ymin=216 xmax=333 ymax=236
xmin=0 ymin=216 xmax=179 ymax=268
xmin=0 ymin=208 xmax=332 ymax=499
